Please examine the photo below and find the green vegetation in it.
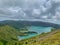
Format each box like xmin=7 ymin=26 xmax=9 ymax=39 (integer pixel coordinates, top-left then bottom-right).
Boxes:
xmin=0 ymin=25 xmax=19 ymax=41
xmin=0 ymin=25 xmax=29 ymax=45
xmin=0 ymin=25 xmax=37 ymax=45
xmin=0 ymin=25 xmax=60 ymax=45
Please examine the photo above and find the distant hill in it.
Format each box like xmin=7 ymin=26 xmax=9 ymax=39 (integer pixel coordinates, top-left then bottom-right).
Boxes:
xmin=0 ymin=20 xmax=60 ymax=29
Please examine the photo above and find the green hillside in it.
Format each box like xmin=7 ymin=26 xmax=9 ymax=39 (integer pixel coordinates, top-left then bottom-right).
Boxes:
xmin=0 ymin=25 xmax=36 ymax=45
xmin=0 ymin=25 xmax=29 ymax=41
xmin=0 ymin=25 xmax=18 ymax=41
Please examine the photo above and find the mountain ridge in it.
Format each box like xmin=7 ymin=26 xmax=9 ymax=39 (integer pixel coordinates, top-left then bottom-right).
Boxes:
xmin=0 ymin=20 xmax=60 ymax=29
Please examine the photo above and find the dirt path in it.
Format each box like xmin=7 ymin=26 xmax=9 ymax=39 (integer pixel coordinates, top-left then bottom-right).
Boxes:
xmin=37 ymin=30 xmax=58 ymax=42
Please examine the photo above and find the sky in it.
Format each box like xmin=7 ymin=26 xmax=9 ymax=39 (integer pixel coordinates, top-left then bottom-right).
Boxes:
xmin=0 ymin=0 xmax=60 ymax=24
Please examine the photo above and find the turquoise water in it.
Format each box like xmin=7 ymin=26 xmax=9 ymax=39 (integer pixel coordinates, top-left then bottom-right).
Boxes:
xmin=18 ymin=33 xmax=37 ymax=40
xmin=28 ymin=26 xmax=52 ymax=34
xmin=19 ymin=26 xmax=52 ymax=40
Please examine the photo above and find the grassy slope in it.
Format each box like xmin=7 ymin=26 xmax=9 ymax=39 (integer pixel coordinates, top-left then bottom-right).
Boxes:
xmin=0 ymin=25 xmax=20 ymax=41
xmin=0 ymin=25 xmax=30 ymax=45
xmin=40 ymin=30 xmax=60 ymax=45
xmin=0 ymin=25 xmax=29 ymax=41
xmin=19 ymin=29 xmax=60 ymax=45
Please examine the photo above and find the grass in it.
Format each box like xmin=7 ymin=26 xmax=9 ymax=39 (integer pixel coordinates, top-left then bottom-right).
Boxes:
xmin=0 ymin=41 xmax=3 ymax=45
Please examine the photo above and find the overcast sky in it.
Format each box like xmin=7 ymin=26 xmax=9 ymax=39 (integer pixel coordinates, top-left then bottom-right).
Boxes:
xmin=0 ymin=0 xmax=60 ymax=24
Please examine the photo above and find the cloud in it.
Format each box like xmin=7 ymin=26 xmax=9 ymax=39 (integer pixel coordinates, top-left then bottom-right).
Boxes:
xmin=0 ymin=0 xmax=60 ymax=24
xmin=41 ymin=16 xmax=48 ymax=19
xmin=32 ymin=9 xmax=41 ymax=16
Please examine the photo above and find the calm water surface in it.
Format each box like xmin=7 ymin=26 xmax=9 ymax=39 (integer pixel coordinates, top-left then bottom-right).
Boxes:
xmin=19 ymin=26 xmax=52 ymax=40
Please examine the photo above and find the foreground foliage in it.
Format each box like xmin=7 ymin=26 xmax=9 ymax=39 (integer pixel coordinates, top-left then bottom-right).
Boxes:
xmin=0 ymin=25 xmax=28 ymax=45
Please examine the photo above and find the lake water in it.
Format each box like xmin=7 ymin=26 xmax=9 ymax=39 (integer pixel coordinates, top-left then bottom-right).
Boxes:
xmin=19 ymin=26 xmax=52 ymax=40
xmin=28 ymin=26 xmax=52 ymax=34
